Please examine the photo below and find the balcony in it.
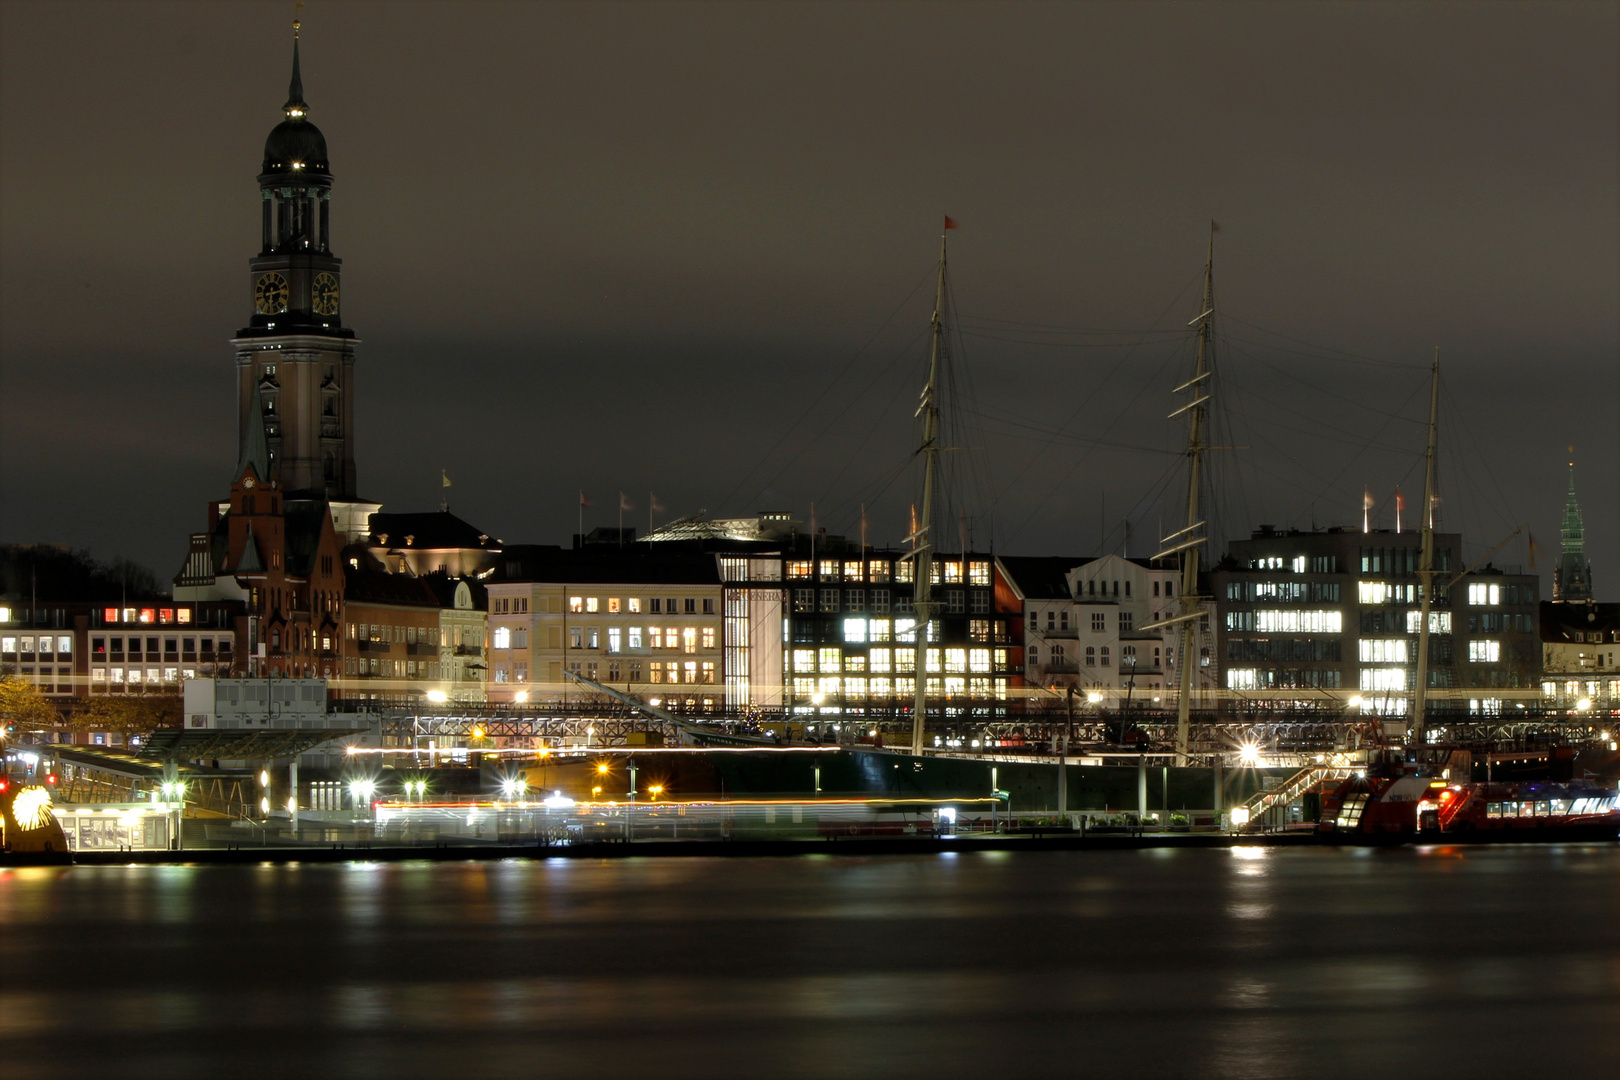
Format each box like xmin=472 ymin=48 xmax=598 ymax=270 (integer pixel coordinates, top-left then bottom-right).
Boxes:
xmin=454 ymin=645 xmax=484 ymax=658
xmin=406 ymin=642 xmax=436 ymax=656
xmin=357 ymin=639 xmax=391 ymax=653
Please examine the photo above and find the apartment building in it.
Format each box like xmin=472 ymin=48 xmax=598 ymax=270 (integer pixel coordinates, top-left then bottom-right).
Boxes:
xmin=486 ymin=546 xmax=725 ymax=708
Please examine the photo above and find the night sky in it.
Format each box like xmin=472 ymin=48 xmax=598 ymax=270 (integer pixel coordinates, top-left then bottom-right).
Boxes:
xmin=2 ymin=2 xmax=1615 ymax=587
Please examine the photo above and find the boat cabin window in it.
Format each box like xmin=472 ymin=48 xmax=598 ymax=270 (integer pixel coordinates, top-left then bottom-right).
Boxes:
xmin=1485 ymin=802 xmax=1501 ymax=818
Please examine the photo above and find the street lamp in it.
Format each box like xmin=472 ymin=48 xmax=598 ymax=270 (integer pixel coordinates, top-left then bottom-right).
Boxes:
xmin=514 ymin=690 xmax=529 ymax=704
xmin=426 ymin=689 xmax=448 ymax=704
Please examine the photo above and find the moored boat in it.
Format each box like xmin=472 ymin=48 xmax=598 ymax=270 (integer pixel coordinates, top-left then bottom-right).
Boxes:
xmin=1320 ymin=771 xmax=1620 ymax=842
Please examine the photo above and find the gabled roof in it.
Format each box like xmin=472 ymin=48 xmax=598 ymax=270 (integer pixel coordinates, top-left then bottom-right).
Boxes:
xmin=1540 ymin=601 xmax=1620 ymax=643
xmin=420 ymin=573 xmax=488 ymax=611
xmin=282 ymin=499 xmax=334 ymax=577
xmin=236 ymin=382 xmax=272 ymax=486
xmin=998 ymin=556 xmax=1093 ymax=600
xmin=368 ymin=511 xmax=495 ymax=551
xmin=344 ymin=567 xmax=442 ymax=609
xmin=236 ymin=525 xmax=264 ymax=573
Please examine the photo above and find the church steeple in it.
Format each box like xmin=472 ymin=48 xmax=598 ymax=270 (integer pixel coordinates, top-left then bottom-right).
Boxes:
xmin=231 ymin=18 xmax=360 ymax=502
xmin=1555 ymin=448 xmax=1593 ymax=602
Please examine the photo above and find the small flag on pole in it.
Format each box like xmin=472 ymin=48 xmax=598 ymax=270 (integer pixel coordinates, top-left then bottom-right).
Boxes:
xmin=620 ymin=492 xmax=634 ymax=512
xmin=441 ymin=470 xmax=452 ymax=489
xmin=1528 ymin=532 xmax=1542 ymax=573
xmin=579 ymin=491 xmax=590 ymax=507
xmin=943 ymin=215 xmax=958 ymax=231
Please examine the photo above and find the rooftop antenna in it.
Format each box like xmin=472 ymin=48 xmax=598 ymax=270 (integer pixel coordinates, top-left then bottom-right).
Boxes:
xmin=910 ymin=216 xmax=953 ymax=757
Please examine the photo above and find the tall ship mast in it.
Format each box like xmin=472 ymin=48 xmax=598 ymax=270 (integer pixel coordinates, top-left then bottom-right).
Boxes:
xmin=1411 ymin=353 xmax=1440 ymax=742
xmin=1158 ymin=227 xmax=1216 ymax=764
xmin=909 ymin=221 xmax=949 ymax=756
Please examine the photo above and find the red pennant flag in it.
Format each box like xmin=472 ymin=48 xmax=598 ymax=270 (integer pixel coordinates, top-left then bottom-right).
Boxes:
xmin=579 ymin=491 xmax=590 ymax=507
xmin=943 ymin=215 xmax=958 ymax=231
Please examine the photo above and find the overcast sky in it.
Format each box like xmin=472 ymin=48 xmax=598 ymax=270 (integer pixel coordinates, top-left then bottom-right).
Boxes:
xmin=2 ymin=1 xmax=1615 ymax=587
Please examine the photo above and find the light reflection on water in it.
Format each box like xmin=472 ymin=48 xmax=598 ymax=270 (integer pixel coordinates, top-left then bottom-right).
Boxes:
xmin=3 ymin=846 xmax=1620 ymax=1078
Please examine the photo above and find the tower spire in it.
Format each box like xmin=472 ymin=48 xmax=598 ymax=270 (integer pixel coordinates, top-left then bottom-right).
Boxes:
xmin=1556 ymin=446 xmax=1592 ymax=601
xmin=285 ymin=14 xmax=308 ymax=117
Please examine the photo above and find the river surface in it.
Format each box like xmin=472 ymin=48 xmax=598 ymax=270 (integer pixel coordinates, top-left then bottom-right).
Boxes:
xmin=3 ymin=844 xmax=1619 ymax=1078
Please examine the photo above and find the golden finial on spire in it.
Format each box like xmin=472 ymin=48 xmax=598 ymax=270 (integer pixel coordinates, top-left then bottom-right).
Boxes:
xmin=294 ymin=1 xmax=303 ymax=37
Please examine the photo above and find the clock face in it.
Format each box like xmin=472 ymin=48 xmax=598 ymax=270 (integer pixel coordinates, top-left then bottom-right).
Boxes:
xmin=255 ymin=272 xmax=289 ymax=315
xmin=312 ymin=272 xmax=340 ymax=316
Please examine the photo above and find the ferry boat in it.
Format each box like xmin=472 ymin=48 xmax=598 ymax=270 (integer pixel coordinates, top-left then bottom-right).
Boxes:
xmin=1319 ymin=772 xmax=1620 ymax=842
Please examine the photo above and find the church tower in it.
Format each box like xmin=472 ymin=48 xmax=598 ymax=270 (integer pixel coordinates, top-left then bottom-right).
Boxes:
xmin=230 ymin=24 xmax=360 ymax=505
xmin=1554 ymin=450 xmax=1594 ymax=602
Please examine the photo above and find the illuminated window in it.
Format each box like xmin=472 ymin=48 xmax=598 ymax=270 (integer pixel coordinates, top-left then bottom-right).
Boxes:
xmin=682 ymin=628 xmax=697 ymax=653
xmin=945 ymin=648 xmax=967 ymax=673
xmin=701 ymin=627 xmax=715 ymax=650
xmin=793 ymin=649 xmax=816 ymax=672
xmin=1467 ymin=583 xmax=1500 ymax=606
xmin=1227 ymin=669 xmax=1258 ymax=690
xmin=896 ymin=561 xmax=915 ymax=584
xmin=569 ymin=596 xmax=583 ymax=613
xmin=969 ymin=619 xmax=989 ymax=643
xmin=844 ymin=654 xmax=866 ymax=672
xmin=492 ymin=626 xmax=511 ymax=649
xmin=608 ymin=598 xmax=621 ymax=613
xmin=870 ymin=677 xmax=893 ymax=698
xmin=869 ymin=619 xmax=892 ymax=642
xmin=786 ymin=561 xmax=813 ymax=579
xmin=1468 ymin=640 xmax=1501 ymax=663
xmin=793 ymin=676 xmax=815 ymax=697
xmin=1254 ymin=610 xmax=1343 ymax=633
xmin=628 ymin=598 xmax=642 ymax=613
xmin=969 ymin=648 xmax=991 ymax=673
xmin=1358 ymin=581 xmax=1388 ymax=604
xmin=844 ymin=676 xmax=867 ymax=698
xmin=1291 ymin=556 xmax=1307 ymax=573
xmin=843 ymin=560 xmax=864 ymax=582
xmin=1358 ymin=638 xmax=1407 ymax=663
xmin=701 ymin=662 xmax=715 ymax=684
xmin=607 ymin=628 xmax=622 ymax=654
xmin=870 ymin=648 xmax=892 ymax=673
xmin=1405 ymin=610 xmax=1452 ymax=634
xmin=926 ymin=648 xmax=942 ymax=673
xmin=944 ymin=676 xmax=966 ymax=698
xmin=843 ymin=618 xmax=867 ymax=643
xmin=585 ymin=597 xmax=600 ymax=613
xmin=943 ymin=561 xmax=963 ymax=584
xmin=896 ymin=648 xmax=916 ymax=673
xmin=969 ymin=561 xmax=991 ymax=586
xmin=868 ymin=560 xmax=891 ymax=583
xmin=570 ymin=627 xmax=582 ymax=649
xmin=819 ymin=560 xmax=842 ymax=580
xmin=819 ymin=647 xmax=841 ymax=671
xmin=895 ymin=618 xmax=918 ymax=643
xmin=1359 ymin=668 xmax=1407 ymax=692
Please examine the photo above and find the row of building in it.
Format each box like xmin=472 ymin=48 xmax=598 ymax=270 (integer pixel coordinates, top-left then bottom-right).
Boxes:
xmin=5 ymin=33 xmax=1614 ymax=729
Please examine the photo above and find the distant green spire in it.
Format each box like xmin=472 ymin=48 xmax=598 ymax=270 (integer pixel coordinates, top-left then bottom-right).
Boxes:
xmin=1557 ymin=449 xmax=1592 ymax=601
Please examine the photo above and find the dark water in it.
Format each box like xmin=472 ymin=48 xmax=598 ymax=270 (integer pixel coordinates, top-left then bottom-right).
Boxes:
xmin=4 ymin=845 xmax=1620 ymax=1079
